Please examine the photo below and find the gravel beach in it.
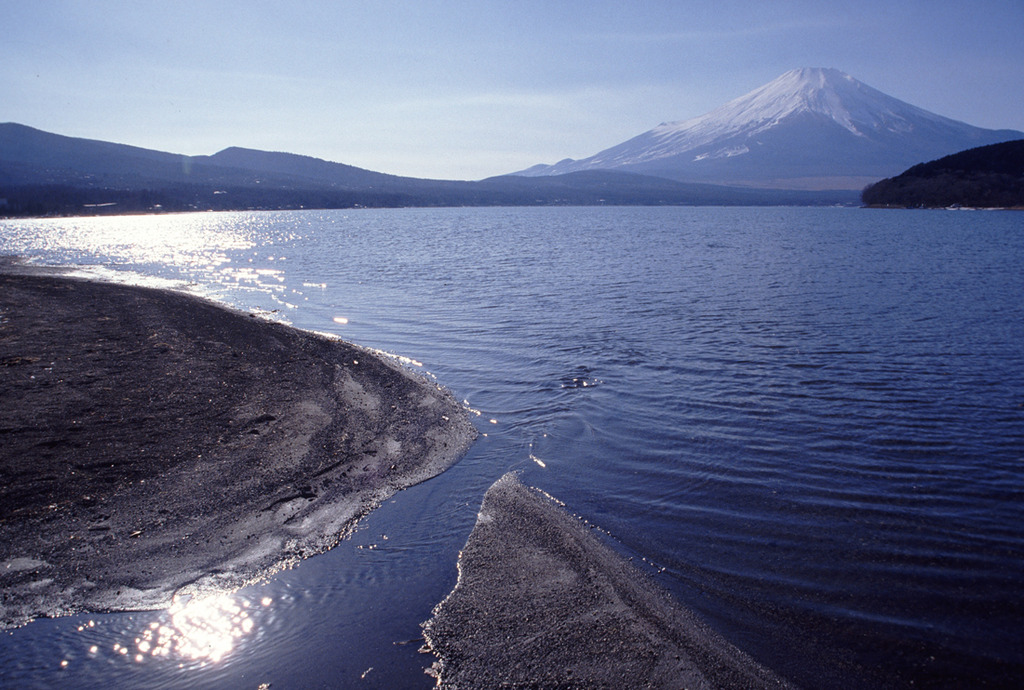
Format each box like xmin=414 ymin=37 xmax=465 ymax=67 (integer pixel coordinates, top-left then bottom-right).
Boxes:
xmin=0 ymin=262 xmax=476 ymax=630
xmin=423 ymin=473 xmax=794 ymax=689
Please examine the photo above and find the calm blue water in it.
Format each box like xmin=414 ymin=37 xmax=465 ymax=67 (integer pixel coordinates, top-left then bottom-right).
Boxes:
xmin=2 ymin=207 xmax=1023 ymax=688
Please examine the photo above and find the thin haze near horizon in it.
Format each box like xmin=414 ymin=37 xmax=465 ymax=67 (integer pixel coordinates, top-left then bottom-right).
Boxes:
xmin=3 ymin=1 xmax=1023 ymax=181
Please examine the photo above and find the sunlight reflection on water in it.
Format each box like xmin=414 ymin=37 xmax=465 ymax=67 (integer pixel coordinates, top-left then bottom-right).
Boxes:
xmin=102 ymin=594 xmax=272 ymax=669
xmin=11 ymin=212 xmax=256 ymax=267
xmin=1 ymin=211 xmax=316 ymax=318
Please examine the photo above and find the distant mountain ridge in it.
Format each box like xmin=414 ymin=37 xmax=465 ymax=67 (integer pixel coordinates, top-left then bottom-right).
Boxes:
xmin=517 ymin=68 xmax=1024 ymax=191
xmin=0 ymin=123 xmax=403 ymax=190
xmin=0 ymin=122 xmax=857 ymax=216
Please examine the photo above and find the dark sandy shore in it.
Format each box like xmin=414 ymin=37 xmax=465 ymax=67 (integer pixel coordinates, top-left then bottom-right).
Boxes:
xmin=0 ymin=261 xmax=476 ymax=630
xmin=423 ymin=473 xmax=794 ymax=689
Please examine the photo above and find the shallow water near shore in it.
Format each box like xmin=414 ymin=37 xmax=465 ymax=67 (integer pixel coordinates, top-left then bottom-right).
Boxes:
xmin=2 ymin=206 xmax=1023 ymax=688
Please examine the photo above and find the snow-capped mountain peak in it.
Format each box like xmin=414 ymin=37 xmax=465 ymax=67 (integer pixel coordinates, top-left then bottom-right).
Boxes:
xmin=683 ymin=67 xmax=944 ymax=137
xmin=602 ymin=68 xmax=948 ymax=167
xmin=517 ymin=68 xmax=1023 ymax=190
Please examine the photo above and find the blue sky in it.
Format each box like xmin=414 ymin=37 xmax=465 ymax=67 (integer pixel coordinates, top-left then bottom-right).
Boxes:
xmin=4 ymin=1 xmax=1023 ymax=179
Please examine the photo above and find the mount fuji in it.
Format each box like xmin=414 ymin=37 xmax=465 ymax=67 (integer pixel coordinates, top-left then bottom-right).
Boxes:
xmin=516 ymin=68 xmax=1024 ymax=191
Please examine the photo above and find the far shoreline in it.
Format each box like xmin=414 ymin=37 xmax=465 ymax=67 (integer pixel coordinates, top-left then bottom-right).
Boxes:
xmin=0 ymin=200 xmax=868 ymax=223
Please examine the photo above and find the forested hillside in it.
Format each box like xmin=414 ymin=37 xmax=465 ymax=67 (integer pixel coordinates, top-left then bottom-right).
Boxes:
xmin=862 ymin=140 xmax=1024 ymax=208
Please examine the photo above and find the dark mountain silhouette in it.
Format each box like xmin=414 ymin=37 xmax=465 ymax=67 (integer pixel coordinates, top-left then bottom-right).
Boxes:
xmin=0 ymin=123 xmax=398 ymax=190
xmin=861 ymin=139 xmax=1024 ymax=208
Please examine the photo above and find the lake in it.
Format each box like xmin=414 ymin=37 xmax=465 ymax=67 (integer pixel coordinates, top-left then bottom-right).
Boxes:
xmin=2 ymin=206 xmax=1022 ymax=688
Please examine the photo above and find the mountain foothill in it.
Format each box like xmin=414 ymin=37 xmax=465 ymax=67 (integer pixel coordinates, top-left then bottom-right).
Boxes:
xmin=861 ymin=139 xmax=1024 ymax=208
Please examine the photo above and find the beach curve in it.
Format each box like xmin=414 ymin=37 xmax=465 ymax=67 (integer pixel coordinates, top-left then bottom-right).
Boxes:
xmin=0 ymin=260 xmax=476 ymax=630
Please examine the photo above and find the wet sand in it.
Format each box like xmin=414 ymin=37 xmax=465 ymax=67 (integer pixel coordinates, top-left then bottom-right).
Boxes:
xmin=423 ymin=473 xmax=794 ymax=689
xmin=0 ymin=262 xmax=476 ymax=630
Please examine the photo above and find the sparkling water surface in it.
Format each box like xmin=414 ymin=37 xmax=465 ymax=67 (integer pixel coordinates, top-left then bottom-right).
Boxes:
xmin=2 ymin=207 xmax=1022 ymax=688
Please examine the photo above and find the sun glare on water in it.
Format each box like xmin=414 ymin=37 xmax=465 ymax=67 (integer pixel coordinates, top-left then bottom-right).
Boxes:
xmin=126 ymin=594 xmax=270 ymax=665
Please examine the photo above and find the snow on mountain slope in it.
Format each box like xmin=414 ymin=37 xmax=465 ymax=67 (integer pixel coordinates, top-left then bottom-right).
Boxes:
xmin=518 ymin=69 xmax=1024 ymax=190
